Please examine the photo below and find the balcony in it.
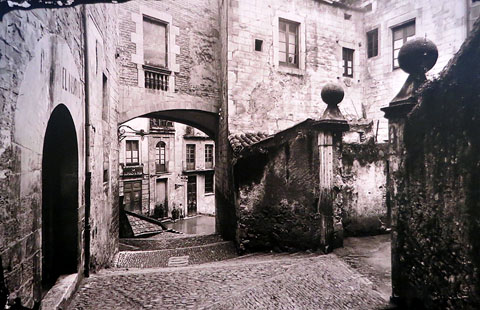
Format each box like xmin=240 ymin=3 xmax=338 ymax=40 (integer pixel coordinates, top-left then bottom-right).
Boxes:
xmin=144 ymin=65 xmax=170 ymax=91
xmin=122 ymin=164 xmax=143 ymax=177
xmin=182 ymin=161 xmax=214 ymax=173
xmin=185 ymin=161 xmax=195 ymax=171
xmin=155 ymin=163 xmax=167 ymax=174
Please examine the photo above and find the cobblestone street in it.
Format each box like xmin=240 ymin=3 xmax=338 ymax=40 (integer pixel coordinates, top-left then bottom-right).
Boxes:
xmin=68 ymin=250 xmax=390 ymax=310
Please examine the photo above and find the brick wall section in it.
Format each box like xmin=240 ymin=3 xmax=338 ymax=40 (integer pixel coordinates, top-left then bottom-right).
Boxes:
xmin=227 ymin=0 xmax=365 ymax=135
xmin=391 ymin=23 xmax=480 ymax=308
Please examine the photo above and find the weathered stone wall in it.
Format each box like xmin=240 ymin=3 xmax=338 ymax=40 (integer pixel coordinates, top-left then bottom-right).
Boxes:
xmin=391 ymin=24 xmax=480 ymax=308
xmin=227 ymin=0 xmax=365 ymax=135
xmin=361 ymin=0 xmax=473 ymax=142
xmin=0 ymin=8 xmax=84 ymax=306
xmin=117 ymin=0 xmax=221 ymax=122
xmin=216 ymin=0 xmax=237 ymax=240
xmin=0 ymin=4 xmax=119 ymax=306
xmin=85 ymin=3 xmax=121 ymax=273
xmin=340 ymin=141 xmax=388 ymax=236
xmin=235 ymin=129 xmax=321 ymax=252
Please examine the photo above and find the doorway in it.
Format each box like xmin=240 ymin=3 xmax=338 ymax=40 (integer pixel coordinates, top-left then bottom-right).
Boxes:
xmin=156 ymin=179 xmax=167 ymax=217
xmin=42 ymin=104 xmax=79 ymax=291
xmin=124 ymin=180 xmax=142 ymax=213
xmin=187 ymin=175 xmax=197 ymax=216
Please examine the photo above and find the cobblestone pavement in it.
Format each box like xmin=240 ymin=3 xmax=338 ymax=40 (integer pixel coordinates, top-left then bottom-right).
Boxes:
xmin=68 ymin=252 xmax=390 ymax=310
xmin=334 ymin=234 xmax=392 ymax=300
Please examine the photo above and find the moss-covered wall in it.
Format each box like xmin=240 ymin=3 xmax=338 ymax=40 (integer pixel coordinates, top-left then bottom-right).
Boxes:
xmin=340 ymin=140 xmax=388 ymax=236
xmin=391 ymin=26 xmax=480 ymax=308
xmin=234 ymin=128 xmax=345 ymax=253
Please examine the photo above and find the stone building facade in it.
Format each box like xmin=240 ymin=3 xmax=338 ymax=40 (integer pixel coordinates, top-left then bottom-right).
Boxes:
xmin=0 ymin=3 xmax=120 ymax=307
xmin=217 ymin=0 xmax=480 ymax=242
xmin=118 ymin=118 xmax=215 ymax=218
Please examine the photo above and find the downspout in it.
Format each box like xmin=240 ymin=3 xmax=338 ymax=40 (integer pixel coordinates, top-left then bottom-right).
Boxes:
xmin=82 ymin=4 xmax=92 ymax=278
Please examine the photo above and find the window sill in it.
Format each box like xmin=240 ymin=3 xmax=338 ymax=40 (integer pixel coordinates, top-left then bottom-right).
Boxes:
xmin=204 ymin=192 xmax=215 ymax=196
xmin=277 ymin=65 xmax=305 ymax=76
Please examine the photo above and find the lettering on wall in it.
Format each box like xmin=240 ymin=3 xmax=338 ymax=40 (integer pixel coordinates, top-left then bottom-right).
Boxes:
xmin=61 ymin=66 xmax=80 ymax=98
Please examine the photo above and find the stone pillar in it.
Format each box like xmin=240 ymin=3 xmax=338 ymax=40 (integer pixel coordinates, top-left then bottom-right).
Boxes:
xmin=381 ymin=38 xmax=438 ymax=304
xmin=315 ymin=83 xmax=349 ymax=252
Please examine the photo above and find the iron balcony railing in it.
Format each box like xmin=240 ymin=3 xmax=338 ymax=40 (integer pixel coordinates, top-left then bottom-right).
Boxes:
xmin=156 ymin=163 xmax=167 ymax=174
xmin=144 ymin=65 xmax=170 ymax=91
xmin=122 ymin=164 xmax=144 ymax=177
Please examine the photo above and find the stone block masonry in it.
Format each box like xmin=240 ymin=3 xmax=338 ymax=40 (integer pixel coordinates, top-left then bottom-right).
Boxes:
xmin=0 ymin=4 xmax=120 ymax=307
xmin=227 ymin=0 xmax=365 ymax=135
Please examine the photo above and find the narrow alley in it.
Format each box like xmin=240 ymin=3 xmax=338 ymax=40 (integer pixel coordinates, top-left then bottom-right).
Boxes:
xmin=1 ymin=0 xmax=480 ymax=309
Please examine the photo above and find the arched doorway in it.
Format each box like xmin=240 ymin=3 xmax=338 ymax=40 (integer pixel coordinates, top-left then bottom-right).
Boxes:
xmin=42 ymin=104 xmax=79 ymax=291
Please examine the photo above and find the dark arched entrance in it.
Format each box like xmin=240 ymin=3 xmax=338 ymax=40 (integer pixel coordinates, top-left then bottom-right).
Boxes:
xmin=42 ymin=104 xmax=79 ymax=291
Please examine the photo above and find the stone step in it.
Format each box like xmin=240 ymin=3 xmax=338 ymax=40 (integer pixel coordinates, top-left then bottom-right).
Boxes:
xmin=119 ymin=233 xmax=224 ymax=251
xmin=113 ymin=241 xmax=237 ymax=268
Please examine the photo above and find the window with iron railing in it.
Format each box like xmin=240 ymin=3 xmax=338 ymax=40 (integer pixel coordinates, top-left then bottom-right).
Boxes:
xmin=144 ymin=66 xmax=170 ymax=91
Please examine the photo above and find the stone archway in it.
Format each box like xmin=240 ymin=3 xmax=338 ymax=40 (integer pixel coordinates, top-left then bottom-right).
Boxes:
xmin=41 ymin=104 xmax=79 ymax=291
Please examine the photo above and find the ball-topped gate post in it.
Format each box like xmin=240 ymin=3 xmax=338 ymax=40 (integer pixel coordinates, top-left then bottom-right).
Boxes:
xmin=382 ymin=37 xmax=439 ymax=306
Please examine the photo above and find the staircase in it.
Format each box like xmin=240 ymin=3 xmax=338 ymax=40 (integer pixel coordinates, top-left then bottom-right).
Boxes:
xmin=114 ymin=233 xmax=237 ymax=268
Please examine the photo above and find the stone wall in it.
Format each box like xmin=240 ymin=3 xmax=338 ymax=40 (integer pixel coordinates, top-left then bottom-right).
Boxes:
xmin=0 ymin=4 xmax=119 ymax=306
xmin=117 ymin=0 xmax=221 ymax=122
xmin=85 ymin=3 xmax=121 ymax=273
xmin=234 ymin=121 xmax=346 ymax=253
xmin=390 ymin=23 xmax=480 ymax=308
xmin=227 ymin=0 xmax=365 ymax=135
xmin=216 ymin=0 xmax=237 ymax=240
xmin=235 ymin=129 xmax=321 ymax=252
xmin=340 ymin=140 xmax=388 ymax=236
xmin=361 ymin=0 xmax=473 ymax=142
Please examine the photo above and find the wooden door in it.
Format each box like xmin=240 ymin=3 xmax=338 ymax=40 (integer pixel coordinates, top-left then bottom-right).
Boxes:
xmin=187 ymin=175 xmax=197 ymax=216
xmin=124 ymin=181 xmax=142 ymax=213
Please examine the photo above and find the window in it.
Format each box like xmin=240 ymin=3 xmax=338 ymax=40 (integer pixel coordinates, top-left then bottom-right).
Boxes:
xmin=205 ymin=144 xmax=214 ymax=169
xmin=186 ymin=144 xmax=195 ymax=170
xmin=205 ymin=172 xmax=214 ymax=194
xmin=143 ymin=17 xmax=167 ymax=68
xmin=185 ymin=126 xmax=194 ymax=135
xmin=126 ymin=140 xmax=139 ymax=165
xmin=156 ymin=141 xmax=166 ymax=173
xmin=367 ymin=29 xmax=378 ymax=58
xmin=342 ymin=48 xmax=354 ymax=77
xmin=255 ymin=39 xmax=263 ymax=52
xmin=279 ymin=19 xmax=299 ymax=67
xmin=392 ymin=20 xmax=415 ymax=69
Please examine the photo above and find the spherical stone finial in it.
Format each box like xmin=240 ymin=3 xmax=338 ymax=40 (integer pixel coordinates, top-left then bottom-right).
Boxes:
xmin=321 ymin=83 xmax=344 ymax=106
xmin=398 ymin=37 xmax=438 ymax=75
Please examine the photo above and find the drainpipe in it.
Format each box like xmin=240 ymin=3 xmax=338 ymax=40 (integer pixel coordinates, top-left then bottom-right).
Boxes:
xmin=82 ymin=4 xmax=92 ymax=278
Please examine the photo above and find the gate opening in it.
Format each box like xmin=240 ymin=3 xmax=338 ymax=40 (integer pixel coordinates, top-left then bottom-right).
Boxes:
xmin=42 ymin=104 xmax=79 ymax=291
